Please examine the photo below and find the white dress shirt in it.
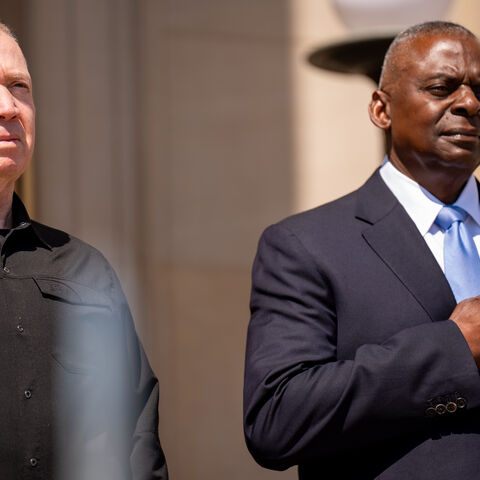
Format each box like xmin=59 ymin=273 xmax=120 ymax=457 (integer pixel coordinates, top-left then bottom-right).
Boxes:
xmin=379 ymin=158 xmax=480 ymax=272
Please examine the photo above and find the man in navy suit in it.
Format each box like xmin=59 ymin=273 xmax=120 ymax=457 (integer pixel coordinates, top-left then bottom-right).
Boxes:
xmin=244 ymin=21 xmax=480 ymax=479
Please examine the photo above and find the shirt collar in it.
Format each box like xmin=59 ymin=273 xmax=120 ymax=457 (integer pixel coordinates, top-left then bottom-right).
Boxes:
xmin=453 ymin=174 xmax=480 ymax=226
xmin=11 ymin=193 xmax=52 ymax=250
xmin=379 ymin=157 xmax=480 ymax=236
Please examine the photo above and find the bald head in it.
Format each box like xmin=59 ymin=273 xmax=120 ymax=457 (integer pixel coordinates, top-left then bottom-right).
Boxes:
xmin=0 ymin=22 xmax=17 ymax=45
xmin=379 ymin=21 xmax=477 ymax=90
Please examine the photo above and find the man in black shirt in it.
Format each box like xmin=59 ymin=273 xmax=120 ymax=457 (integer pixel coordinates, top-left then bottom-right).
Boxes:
xmin=0 ymin=23 xmax=168 ymax=479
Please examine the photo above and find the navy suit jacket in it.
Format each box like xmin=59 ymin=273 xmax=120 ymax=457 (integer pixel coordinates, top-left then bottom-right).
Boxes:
xmin=244 ymin=170 xmax=480 ymax=479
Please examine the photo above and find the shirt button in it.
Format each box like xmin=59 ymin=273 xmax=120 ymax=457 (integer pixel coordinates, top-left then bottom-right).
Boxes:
xmin=425 ymin=407 xmax=436 ymax=417
xmin=16 ymin=324 xmax=24 ymax=333
xmin=446 ymin=401 xmax=457 ymax=413
xmin=29 ymin=457 xmax=38 ymax=467
xmin=24 ymin=389 xmax=32 ymax=399
xmin=3 ymin=266 xmax=10 ymax=273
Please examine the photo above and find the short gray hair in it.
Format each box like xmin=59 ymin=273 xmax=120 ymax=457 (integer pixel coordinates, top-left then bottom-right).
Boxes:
xmin=379 ymin=21 xmax=476 ymax=88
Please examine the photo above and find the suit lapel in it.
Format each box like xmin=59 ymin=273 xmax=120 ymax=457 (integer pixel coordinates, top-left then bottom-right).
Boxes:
xmin=356 ymin=170 xmax=456 ymax=322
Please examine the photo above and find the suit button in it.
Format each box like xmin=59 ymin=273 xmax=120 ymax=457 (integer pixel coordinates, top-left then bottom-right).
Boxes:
xmin=425 ymin=407 xmax=436 ymax=417
xmin=29 ymin=457 xmax=38 ymax=467
xmin=457 ymin=397 xmax=467 ymax=409
xmin=24 ymin=389 xmax=32 ymax=399
xmin=3 ymin=266 xmax=10 ymax=273
xmin=446 ymin=402 xmax=457 ymax=413
xmin=16 ymin=324 xmax=24 ymax=333
xmin=435 ymin=404 xmax=446 ymax=415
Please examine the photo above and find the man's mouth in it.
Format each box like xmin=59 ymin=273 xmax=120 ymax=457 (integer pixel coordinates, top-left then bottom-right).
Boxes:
xmin=442 ymin=128 xmax=480 ymax=139
xmin=441 ymin=129 xmax=480 ymax=147
xmin=0 ymin=135 xmax=20 ymax=143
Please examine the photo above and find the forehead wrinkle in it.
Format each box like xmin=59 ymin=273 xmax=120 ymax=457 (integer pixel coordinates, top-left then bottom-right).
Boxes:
xmin=421 ymin=67 xmax=463 ymax=81
xmin=422 ymin=45 xmax=480 ymax=82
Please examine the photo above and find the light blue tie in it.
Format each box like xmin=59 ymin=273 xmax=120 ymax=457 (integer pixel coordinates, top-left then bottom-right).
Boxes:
xmin=435 ymin=205 xmax=480 ymax=302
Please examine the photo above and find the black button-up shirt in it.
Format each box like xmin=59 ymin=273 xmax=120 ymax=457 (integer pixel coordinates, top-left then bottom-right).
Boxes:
xmin=0 ymin=194 xmax=167 ymax=480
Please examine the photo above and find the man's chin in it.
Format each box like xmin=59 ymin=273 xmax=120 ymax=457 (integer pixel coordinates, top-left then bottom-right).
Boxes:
xmin=0 ymin=157 xmax=29 ymax=182
xmin=434 ymin=147 xmax=480 ymax=172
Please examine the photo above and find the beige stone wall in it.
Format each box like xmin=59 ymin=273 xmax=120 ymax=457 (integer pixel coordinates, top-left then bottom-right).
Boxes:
xmin=137 ymin=2 xmax=295 ymax=477
xmin=1 ymin=0 xmax=480 ymax=479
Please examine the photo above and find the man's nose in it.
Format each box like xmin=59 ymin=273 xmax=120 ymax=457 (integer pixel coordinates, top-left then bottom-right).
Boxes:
xmin=452 ymin=85 xmax=480 ymax=117
xmin=0 ymin=86 xmax=19 ymax=120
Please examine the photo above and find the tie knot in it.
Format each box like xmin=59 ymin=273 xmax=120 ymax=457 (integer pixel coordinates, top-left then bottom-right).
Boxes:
xmin=435 ymin=205 xmax=468 ymax=230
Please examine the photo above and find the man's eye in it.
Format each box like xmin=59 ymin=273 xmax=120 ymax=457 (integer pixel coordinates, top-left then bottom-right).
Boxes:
xmin=11 ymin=82 xmax=28 ymax=90
xmin=428 ymin=85 xmax=449 ymax=95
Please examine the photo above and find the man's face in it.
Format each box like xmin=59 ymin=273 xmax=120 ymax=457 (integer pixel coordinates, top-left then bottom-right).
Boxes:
xmin=385 ymin=33 xmax=480 ymax=177
xmin=0 ymin=31 xmax=34 ymax=187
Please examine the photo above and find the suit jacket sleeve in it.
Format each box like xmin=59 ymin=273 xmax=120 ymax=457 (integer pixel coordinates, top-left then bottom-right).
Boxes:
xmin=244 ymin=223 xmax=480 ymax=470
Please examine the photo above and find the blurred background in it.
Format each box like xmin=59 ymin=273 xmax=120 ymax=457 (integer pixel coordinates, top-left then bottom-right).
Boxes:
xmin=1 ymin=0 xmax=480 ymax=478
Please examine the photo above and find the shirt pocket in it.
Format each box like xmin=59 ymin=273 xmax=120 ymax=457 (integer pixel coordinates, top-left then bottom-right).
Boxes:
xmin=33 ymin=277 xmax=114 ymax=376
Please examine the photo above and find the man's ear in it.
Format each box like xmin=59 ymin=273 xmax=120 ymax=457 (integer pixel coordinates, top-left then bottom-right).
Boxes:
xmin=369 ymin=90 xmax=391 ymax=131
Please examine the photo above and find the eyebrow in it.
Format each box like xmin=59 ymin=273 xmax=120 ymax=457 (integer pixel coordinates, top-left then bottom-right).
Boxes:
xmin=6 ymin=72 xmax=31 ymax=85
xmin=420 ymin=74 xmax=480 ymax=86
xmin=422 ymin=72 xmax=458 ymax=81
xmin=422 ymin=66 xmax=480 ymax=79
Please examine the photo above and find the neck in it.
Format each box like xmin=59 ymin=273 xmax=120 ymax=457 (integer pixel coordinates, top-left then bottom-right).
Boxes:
xmin=0 ymin=186 xmax=14 ymax=229
xmin=388 ymin=156 xmax=473 ymax=205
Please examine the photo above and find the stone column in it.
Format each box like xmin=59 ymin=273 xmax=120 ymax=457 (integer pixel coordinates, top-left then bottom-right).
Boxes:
xmin=24 ymin=0 xmax=141 ymax=311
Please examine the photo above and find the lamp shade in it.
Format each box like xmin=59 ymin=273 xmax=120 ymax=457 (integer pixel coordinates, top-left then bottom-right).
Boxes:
xmin=332 ymin=0 xmax=453 ymax=31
